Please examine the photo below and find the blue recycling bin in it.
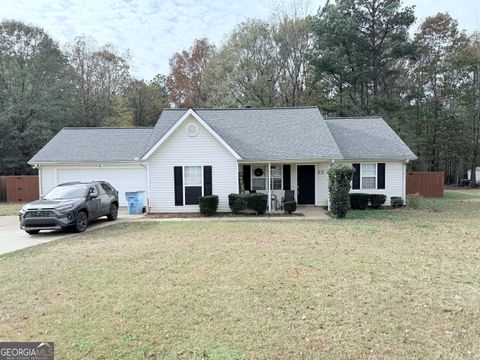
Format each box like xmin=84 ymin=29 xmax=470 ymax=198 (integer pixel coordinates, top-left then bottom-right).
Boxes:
xmin=125 ymin=191 xmax=145 ymax=214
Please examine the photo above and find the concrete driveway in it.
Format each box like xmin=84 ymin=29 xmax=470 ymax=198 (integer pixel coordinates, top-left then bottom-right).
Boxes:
xmin=0 ymin=209 xmax=143 ymax=256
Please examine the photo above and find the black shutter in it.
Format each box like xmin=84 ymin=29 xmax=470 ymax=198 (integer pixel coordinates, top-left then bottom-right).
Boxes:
xmin=204 ymin=166 xmax=212 ymax=196
xmin=174 ymin=166 xmax=183 ymax=206
xmin=243 ymin=165 xmax=251 ymax=191
xmin=352 ymin=163 xmax=360 ymax=189
xmin=377 ymin=163 xmax=385 ymax=189
xmin=283 ymin=164 xmax=291 ymax=190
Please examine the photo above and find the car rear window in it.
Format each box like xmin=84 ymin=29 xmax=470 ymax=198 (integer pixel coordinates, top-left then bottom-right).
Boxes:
xmin=100 ymin=183 xmax=113 ymax=194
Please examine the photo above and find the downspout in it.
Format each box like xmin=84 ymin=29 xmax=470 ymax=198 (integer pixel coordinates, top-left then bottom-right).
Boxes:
xmin=403 ymin=159 xmax=409 ymax=200
xmin=268 ymin=162 xmax=272 ymax=213
xmin=146 ymin=159 xmax=150 ymax=212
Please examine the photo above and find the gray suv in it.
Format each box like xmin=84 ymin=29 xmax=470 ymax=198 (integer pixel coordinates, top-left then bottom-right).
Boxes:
xmin=19 ymin=181 xmax=119 ymax=234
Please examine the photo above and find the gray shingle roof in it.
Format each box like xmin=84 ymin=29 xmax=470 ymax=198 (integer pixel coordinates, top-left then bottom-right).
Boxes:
xmin=325 ymin=117 xmax=417 ymax=160
xmin=29 ymin=127 xmax=153 ymax=163
xmin=29 ymin=108 xmax=416 ymax=164
xmin=146 ymin=107 xmax=344 ymax=161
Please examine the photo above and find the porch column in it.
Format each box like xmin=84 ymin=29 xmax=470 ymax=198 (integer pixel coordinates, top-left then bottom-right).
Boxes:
xmin=268 ymin=162 xmax=271 ymax=213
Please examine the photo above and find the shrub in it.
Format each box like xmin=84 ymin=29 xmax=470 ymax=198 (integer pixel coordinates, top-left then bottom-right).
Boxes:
xmin=349 ymin=193 xmax=370 ymax=209
xmin=328 ymin=164 xmax=355 ymax=218
xmin=228 ymin=193 xmax=267 ymax=214
xmin=199 ymin=195 xmax=219 ymax=216
xmin=247 ymin=193 xmax=268 ymax=215
xmin=283 ymin=201 xmax=297 ymax=214
xmin=228 ymin=193 xmax=248 ymax=213
xmin=406 ymin=193 xmax=422 ymax=209
xmin=390 ymin=196 xmax=404 ymax=208
xmin=369 ymin=194 xmax=387 ymax=209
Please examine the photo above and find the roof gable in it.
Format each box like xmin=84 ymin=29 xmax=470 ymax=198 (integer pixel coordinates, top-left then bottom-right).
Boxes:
xmin=141 ymin=109 xmax=241 ymax=160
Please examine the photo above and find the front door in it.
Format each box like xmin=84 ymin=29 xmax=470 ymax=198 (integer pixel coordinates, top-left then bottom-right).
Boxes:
xmin=297 ymin=165 xmax=315 ymax=204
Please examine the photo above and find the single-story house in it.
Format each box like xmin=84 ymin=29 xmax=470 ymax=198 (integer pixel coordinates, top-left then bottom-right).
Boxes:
xmin=29 ymin=107 xmax=416 ymax=211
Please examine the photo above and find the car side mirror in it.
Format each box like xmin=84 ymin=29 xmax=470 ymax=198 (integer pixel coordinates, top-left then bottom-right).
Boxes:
xmin=88 ymin=194 xmax=98 ymax=200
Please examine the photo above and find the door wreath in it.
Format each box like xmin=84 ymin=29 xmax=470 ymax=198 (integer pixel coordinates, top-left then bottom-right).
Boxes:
xmin=254 ymin=168 xmax=264 ymax=177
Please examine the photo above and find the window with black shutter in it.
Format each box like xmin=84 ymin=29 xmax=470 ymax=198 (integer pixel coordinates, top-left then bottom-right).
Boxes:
xmin=377 ymin=163 xmax=385 ymax=189
xmin=174 ymin=166 xmax=212 ymax=205
xmin=204 ymin=166 xmax=212 ymax=196
xmin=243 ymin=165 xmax=251 ymax=191
xmin=283 ymin=164 xmax=291 ymax=190
xmin=174 ymin=166 xmax=183 ymax=206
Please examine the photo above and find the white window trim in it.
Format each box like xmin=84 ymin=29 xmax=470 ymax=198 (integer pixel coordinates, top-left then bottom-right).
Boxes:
xmin=250 ymin=164 xmax=283 ymax=191
xmin=360 ymin=163 xmax=377 ymax=190
xmin=182 ymin=166 xmax=205 ymax=206
xmin=270 ymin=164 xmax=283 ymax=190
xmin=251 ymin=165 xmax=267 ymax=191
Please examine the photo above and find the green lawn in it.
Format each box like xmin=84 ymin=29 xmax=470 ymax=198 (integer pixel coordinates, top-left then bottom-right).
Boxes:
xmin=0 ymin=202 xmax=22 ymax=216
xmin=1 ymin=189 xmax=480 ymax=359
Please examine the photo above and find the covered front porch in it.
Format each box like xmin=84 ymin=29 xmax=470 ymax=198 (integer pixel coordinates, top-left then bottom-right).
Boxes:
xmin=237 ymin=161 xmax=331 ymax=212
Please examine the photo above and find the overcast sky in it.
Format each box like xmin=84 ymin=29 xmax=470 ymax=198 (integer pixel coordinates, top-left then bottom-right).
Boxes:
xmin=1 ymin=0 xmax=479 ymax=79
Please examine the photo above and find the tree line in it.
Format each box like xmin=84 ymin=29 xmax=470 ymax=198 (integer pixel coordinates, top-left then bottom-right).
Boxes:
xmin=0 ymin=22 xmax=169 ymax=174
xmin=1 ymin=0 xmax=479 ymax=185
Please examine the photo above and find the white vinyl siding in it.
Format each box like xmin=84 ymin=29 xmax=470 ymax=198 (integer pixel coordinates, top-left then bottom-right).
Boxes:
xmin=39 ymin=166 xmax=57 ymax=195
xmin=315 ymin=162 xmax=330 ymax=206
xmin=349 ymin=161 xmax=406 ymax=205
xmin=148 ymin=115 xmax=238 ymax=212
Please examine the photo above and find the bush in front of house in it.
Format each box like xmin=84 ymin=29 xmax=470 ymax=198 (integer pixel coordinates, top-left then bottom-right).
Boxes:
xmin=228 ymin=193 xmax=248 ymax=213
xmin=390 ymin=196 xmax=404 ymax=208
xmin=199 ymin=195 xmax=219 ymax=216
xmin=349 ymin=193 xmax=370 ymax=209
xmin=328 ymin=163 xmax=355 ymax=218
xmin=228 ymin=193 xmax=267 ymax=214
xmin=406 ymin=193 xmax=422 ymax=209
xmin=369 ymin=194 xmax=387 ymax=209
xmin=283 ymin=201 xmax=297 ymax=214
xmin=247 ymin=193 xmax=268 ymax=214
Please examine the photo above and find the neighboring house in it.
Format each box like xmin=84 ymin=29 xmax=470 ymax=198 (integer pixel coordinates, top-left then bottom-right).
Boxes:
xmin=29 ymin=107 xmax=416 ymax=211
xmin=467 ymin=167 xmax=480 ymax=184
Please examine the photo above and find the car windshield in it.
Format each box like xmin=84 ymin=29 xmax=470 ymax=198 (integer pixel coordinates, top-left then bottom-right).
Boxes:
xmin=44 ymin=184 xmax=88 ymax=200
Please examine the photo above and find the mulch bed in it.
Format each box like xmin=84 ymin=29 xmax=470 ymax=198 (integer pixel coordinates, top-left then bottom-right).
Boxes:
xmin=146 ymin=212 xmax=304 ymax=219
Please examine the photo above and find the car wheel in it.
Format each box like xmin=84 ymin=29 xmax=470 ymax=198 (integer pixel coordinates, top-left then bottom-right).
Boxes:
xmin=107 ymin=203 xmax=118 ymax=221
xmin=25 ymin=230 xmax=40 ymax=235
xmin=75 ymin=211 xmax=88 ymax=233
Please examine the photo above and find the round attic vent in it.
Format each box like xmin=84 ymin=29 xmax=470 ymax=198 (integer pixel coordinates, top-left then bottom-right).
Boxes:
xmin=186 ymin=123 xmax=199 ymax=137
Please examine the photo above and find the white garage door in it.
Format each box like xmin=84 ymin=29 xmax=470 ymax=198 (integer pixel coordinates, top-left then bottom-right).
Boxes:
xmin=57 ymin=168 xmax=147 ymax=206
